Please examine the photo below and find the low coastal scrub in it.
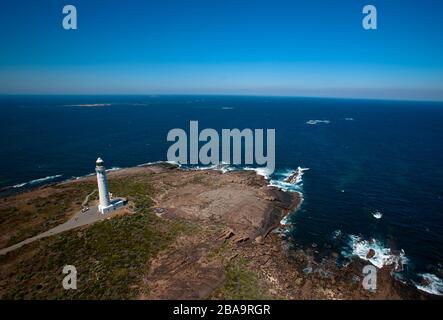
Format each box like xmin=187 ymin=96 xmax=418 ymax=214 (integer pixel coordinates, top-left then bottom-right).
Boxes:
xmin=213 ymin=258 xmax=269 ymax=300
xmin=0 ymin=175 xmax=193 ymax=299
xmin=0 ymin=182 xmax=96 ymax=248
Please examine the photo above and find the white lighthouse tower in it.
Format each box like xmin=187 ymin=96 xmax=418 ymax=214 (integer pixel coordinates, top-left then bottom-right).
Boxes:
xmin=96 ymin=157 xmax=111 ymax=213
xmin=95 ymin=157 xmax=126 ymax=214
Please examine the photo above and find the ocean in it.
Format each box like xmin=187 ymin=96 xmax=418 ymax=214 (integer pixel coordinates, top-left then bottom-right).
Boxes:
xmin=0 ymin=95 xmax=442 ymax=295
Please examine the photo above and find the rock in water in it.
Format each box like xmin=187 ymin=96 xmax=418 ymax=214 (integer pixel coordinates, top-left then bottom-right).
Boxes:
xmin=366 ymin=248 xmax=376 ymax=259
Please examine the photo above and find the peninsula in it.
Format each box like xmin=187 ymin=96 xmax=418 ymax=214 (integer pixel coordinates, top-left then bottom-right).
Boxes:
xmin=0 ymin=163 xmax=433 ymax=299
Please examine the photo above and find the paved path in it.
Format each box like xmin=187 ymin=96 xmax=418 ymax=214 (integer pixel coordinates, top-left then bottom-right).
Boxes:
xmin=0 ymin=206 xmax=118 ymax=255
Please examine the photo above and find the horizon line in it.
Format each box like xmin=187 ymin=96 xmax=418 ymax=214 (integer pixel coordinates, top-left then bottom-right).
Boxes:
xmin=0 ymin=93 xmax=442 ymax=104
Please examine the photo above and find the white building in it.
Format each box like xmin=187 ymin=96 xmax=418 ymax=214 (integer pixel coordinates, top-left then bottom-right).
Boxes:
xmin=95 ymin=157 xmax=125 ymax=214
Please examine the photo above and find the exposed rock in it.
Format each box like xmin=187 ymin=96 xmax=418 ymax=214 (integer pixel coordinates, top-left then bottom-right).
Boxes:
xmin=255 ymin=235 xmax=264 ymax=244
xmin=231 ymin=233 xmax=249 ymax=244
xmin=366 ymin=248 xmax=376 ymax=259
xmin=218 ymin=228 xmax=234 ymax=240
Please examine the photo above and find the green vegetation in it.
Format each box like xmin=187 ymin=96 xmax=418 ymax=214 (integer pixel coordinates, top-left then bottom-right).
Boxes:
xmin=0 ymin=181 xmax=97 ymax=248
xmin=108 ymin=174 xmax=156 ymax=211
xmin=206 ymin=236 xmax=232 ymax=260
xmin=213 ymin=258 xmax=268 ymax=300
xmin=0 ymin=210 xmax=191 ymax=299
xmin=0 ymin=175 xmax=193 ymax=299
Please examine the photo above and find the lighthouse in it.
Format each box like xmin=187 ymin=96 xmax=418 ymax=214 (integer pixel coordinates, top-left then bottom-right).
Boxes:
xmin=96 ymin=157 xmax=111 ymax=213
xmin=95 ymin=157 xmax=126 ymax=214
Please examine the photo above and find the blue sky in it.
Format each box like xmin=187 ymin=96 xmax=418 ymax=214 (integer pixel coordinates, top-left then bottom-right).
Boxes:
xmin=1 ymin=0 xmax=442 ymax=100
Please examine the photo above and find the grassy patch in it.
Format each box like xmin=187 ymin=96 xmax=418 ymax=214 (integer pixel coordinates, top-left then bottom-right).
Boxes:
xmin=0 ymin=212 xmax=191 ymax=299
xmin=0 ymin=174 xmax=193 ymax=299
xmin=213 ymin=258 xmax=268 ymax=300
xmin=0 ymin=174 xmax=154 ymax=248
xmin=0 ymin=182 xmax=97 ymax=248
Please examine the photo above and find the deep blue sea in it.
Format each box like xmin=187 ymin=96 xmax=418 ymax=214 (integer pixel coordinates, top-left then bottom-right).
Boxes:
xmin=1 ymin=95 xmax=442 ymax=294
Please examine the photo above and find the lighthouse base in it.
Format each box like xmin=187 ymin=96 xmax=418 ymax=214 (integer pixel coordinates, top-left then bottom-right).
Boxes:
xmin=98 ymin=198 xmax=126 ymax=214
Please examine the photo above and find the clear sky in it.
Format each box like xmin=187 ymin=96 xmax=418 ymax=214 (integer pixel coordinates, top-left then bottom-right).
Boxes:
xmin=1 ymin=0 xmax=443 ymax=100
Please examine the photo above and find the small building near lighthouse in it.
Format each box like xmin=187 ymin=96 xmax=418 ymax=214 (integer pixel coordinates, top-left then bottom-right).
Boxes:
xmin=95 ymin=157 xmax=126 ymax=214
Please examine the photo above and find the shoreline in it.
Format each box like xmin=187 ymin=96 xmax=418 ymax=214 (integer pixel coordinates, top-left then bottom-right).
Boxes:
xmin=0 ymin=162 xmax=440 ymax=299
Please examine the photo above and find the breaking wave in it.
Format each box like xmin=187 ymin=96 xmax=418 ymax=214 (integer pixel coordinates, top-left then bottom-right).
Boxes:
xmin=269 ymin=167 xmax=309 ymax=193
xmin=12 ymin=182 xmax=27 ymax=188
xmin=137 ymin=160 xmax=178 ymax=167
xmin=414 ymin=273 xmax=443 ymax=296
xmin=266 ymin=167 xmax=308 ymax=225
xmin=343 ymin=235 xmax=408 ymax=270
xmin=12 ymin=175 xmax=63 ymax=189
xmin=75 ymin=173 xmax=95 ymax=180
xmin=176 ymin=163 xmax=308 ymax=195
xmin=180 ymin=162 xmax=237 ymax=174
xmin=306 ymin=119 xmax=330 ymax=125
xmin=332 ymin=231 xmax=443 ymax=296
xmin=63 ymin=104 xmax=112 ymax=107
xmin=371 ymin=210 xmax=383 ymax=219
xmin=243 ymin=166 xmax=272 ymax=179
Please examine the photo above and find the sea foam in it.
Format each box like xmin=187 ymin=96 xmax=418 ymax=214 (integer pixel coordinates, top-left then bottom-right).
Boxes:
xmin=414 ymin=273 xmax=443 ymax=296
xmin=12 ymin=174 xmax=63 ymax=189
xmin=269 ymin=167 xmax=309 ymax=193
xmin=371 ymin=210 xmax=383 ymax=219
xmin=345 ymin=235 xmax=408 ymax=270
xmin=306 ymin=120 xmax=330 ymax=125
xmin=63 ymin=104 xmax=112 ymax=107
